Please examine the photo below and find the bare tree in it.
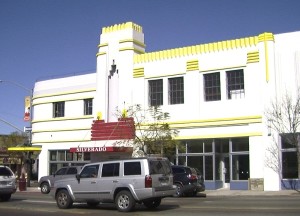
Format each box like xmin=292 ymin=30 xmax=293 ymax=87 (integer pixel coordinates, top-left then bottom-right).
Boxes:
xmin=115 ymin=104 xmax=179 ymax=159
xmin=265 ymin=91 xmax=300 ymax=181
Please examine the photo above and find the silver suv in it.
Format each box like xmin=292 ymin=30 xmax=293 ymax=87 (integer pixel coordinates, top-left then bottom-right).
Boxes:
xmin=0 ymin=166 xmax=17 ymax=201
xmin=38 ymin=166 xmax=82 ymax=194
xmin=51 ymin=157 xmax=175 ymax=212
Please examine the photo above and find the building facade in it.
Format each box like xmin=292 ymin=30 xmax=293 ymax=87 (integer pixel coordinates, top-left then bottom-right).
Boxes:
xmin=32 ymin=22 xmax=300 ymax=191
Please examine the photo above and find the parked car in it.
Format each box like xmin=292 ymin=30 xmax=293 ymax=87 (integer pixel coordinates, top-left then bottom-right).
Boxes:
xmin=171 ymin=165 xmax=205 ymax=197
xmin=38 ymin=166 xmax=82 ymax=194
xmin=0 ymin=165 xmax=17 ymax=201
xmin=51 ymin=157 xmax=176 ymax=212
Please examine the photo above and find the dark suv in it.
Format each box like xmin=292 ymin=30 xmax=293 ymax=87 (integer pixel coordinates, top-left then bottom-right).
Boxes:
xmin=171 ymin=165 xmax=205 ymax=197
xmin=38 ymin=166 xmax=82 ymax=194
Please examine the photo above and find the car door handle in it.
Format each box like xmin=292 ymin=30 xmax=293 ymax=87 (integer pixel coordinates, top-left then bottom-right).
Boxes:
xmin=113 ymin=180 xmax=119 ymax=183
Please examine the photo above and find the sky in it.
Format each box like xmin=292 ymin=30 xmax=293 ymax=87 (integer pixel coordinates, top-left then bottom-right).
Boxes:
xmin=0 ymin=0 xmax=300 ymax=135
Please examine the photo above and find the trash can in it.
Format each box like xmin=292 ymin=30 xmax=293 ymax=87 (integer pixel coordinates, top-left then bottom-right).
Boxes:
xmin=19 ymin=179 xmax=27 ymax=191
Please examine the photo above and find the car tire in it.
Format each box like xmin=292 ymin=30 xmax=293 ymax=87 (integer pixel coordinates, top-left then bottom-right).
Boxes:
xmin=143 ymin=198 xmax=161 ymax=209
xmin=115 ymin=190 xmax=135 ymax=212
xmin=40 ymin=182 xmax=50 ymax=194
xmin=56 ymin=189 xmax=73 ymax=209
xmin=0 ymin=194 xmax=11 ymax=202
xmin=174 ymin=183 xmax=184 ymax=197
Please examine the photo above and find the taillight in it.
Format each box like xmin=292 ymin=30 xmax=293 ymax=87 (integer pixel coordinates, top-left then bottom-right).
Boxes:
xmin=187 ymin=174 xmax=198 ymax=180
xmin=145 ymin=175 xmax=152 ymax=188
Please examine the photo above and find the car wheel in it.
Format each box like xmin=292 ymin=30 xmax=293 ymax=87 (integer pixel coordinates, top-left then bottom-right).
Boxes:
xmin=143 ymin=198 xmax=161 ymax=209
xmin=56 ymin=189 xmax=73 ymax=209
xmin=115 ymin=190 xmax=135 ymax=212
xmin=0 ymin=194 xmax=11 ymax=202
xmin=87 ymin=201 xmax=100 ymax=207
xmin=40 ymin=182 xmax=50 ymax=194
xmin=174 ymin=183 xmax=183 ymax=197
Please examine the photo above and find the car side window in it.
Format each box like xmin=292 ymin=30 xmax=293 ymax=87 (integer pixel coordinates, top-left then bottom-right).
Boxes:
xmin=101 ymin=163 xmax=120 ymax=177
xmin=56 ymin=168 xmax=67 ymax=175
xmin=80 ymin=165 xmax=99 ymax=178
xmin=67 ymin=167 xmax=78 ymax=174
xmin=124 ymin=162 xmax=141 ymax=175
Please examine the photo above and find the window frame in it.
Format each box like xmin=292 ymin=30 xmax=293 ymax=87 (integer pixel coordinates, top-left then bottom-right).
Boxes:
xmin=148 ymin=79 xmax=163 ymax=106
xmin=226 ymin=69 xmax=245 ymax=100
xmin=203 ymin=72 xmax=221 ymax=101
xmin=168 ymin=77 xmax=184 ymax=105
xmin=53 ymin=101 xmax=65 ymax=118
xmin=84 ymin=98 xmax=93 ymax=115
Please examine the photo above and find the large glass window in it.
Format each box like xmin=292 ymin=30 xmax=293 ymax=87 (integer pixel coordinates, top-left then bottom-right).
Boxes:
xmin=168 ymin=77 xmax=184 ymax=104
xmin=232 ymin=155 xmax=249 ymax=180
xmin=204 ymin=72 xmax=221 ymax=101
xmin=102 ymin=163 xmax=120 ymax=177
xmin=281 ymin=134 xmax=298 ymax=178
xmin=84 ymin=99 xmax=93 ymax=115
xmin=53 ymin=101 xmax=65 ymax=117
xmin=149 ymin=79 xmax=163 ymax=106
xmin=226 ymin=69 xmax=245 ymax=99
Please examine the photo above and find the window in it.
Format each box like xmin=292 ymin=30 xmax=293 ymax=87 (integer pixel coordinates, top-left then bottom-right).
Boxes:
xmin=101 ymin=163 xmax=120 ymax=177
xmin=53 ymin=102 xmax=65 ymax=117
xmin=204 ymin=72 xmax=221 ymax=101
xmin=80 ymin=165 xmax=99 ymax=178
xmin=169 ymin=77 xmax=184 ymax=104
xmin=281 ymin=134 xmax=298 ymax=178
xmin=124 ymin=162 xmax=141 ymax=175
xmin=84 ymin=99 xmax=93 ymax=115
xmin=226 ymin=69 xmax=245 ymax=99
xmin=149 ymin=79 xmax=163 ymax=106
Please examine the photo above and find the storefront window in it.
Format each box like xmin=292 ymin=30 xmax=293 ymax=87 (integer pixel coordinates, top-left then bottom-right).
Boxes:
xmin=205 ymin=156 xmax=213 ymax=180
xmin=232 ymin=155 xmax=249 ymax=180
xmin=57 ymin=151 xmax=65 ymax=161
xmin=282 ymin=152 xmax=298 ymax=178
xmin=232 ymin=137 xmax=249 ymax=152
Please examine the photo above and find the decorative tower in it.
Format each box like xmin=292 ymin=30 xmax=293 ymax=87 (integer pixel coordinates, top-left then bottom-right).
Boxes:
xmin=94 ymin=22 xmax=145 ymax=122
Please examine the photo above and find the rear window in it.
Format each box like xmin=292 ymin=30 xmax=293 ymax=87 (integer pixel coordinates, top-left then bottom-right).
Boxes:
xmin=124 ymin=162 xmax=141 ymax=175
xmin=0 ymin=167 xmax=13 ymax=176
xmin=149 ymin=160 xmax=172 ymax=174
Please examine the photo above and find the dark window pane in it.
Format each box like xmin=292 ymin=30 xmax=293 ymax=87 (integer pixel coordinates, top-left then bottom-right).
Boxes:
xmin=232 ymin=137 xmax=249 ymax=152
xmin=169 ymin=77 xmax=184 ymax=104
xmin=226 ymin=69 xmax=245 ymax=99
xmin=149 ymin=79 xmax=163 ymax=106
xmin=282 ymin=152 xmax=298 ymax=178
xmin=53 ymin=102 xmax=65 ymax=117
xmin=205 ymin=156 xmax=213 ymax=180
xmin=84 ymin=99 xmax=93 ymax=115
xmin=102 ymin=163 xmax=120 ymax=177
xmin=232 ymin=155 xmax=249 ymax=180
xmin=204 ymin=72 xmax=221 ymax=101
xmin=124 ymin=162 xmax=141 ymax=175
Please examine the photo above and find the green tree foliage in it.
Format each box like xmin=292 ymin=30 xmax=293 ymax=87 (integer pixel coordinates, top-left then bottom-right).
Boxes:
xmin=117 ymin=105 xmax=179 ymax=159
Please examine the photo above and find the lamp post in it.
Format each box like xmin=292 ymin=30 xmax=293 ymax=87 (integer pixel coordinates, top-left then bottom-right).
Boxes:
xmin=0 ymin=79 xmax=33 ymax=187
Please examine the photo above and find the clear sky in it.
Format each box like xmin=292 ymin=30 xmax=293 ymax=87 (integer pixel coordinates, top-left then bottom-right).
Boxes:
xmin=1 ymin=0 xmax=300 ymax=135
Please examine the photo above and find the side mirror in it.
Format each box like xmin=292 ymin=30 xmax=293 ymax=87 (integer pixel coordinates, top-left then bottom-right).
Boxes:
xmin=76 ymin=174 xmax=80 ymax=183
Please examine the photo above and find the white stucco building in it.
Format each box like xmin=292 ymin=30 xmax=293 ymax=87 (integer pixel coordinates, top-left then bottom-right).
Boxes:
xmin=32 ymin=22 xmax=300 ymax=191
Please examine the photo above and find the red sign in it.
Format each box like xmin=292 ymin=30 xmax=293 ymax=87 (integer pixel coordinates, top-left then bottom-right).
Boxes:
xmin=69 ymin=147 xmax=132 ymax=153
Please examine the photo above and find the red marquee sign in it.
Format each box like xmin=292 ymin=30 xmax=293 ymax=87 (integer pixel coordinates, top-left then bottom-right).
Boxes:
xmin=69 ymin=147 xmax=132 ymax=153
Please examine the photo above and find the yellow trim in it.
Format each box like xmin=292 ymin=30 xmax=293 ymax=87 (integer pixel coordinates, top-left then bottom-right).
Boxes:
xmin=145 ymin=72 xmax=185 ymax=79
xmin=32 ymin=138 xmax=90 ymax=144
xmin=32 ymin=88 xmax=96 ymax=100
xmin=8 ymin=147 xmax=42 ymax=151
xmin=119 ymin=47 xmax=145 ymax=54
xmin=258 ymin=33 xmax=274 ymax=82
xmin=247 ymin=51 xmax=260 ymax=64
xmin=102 ymin=22 xmax=143 ymax=34
xmin=33 ymin=96 xmax=95 ymax=106
xmin=134 ymin=36 xmax=258 ymax=63
xmin=133 ymin=67 xmax=144 ymax=78
xmin=186 ymin=59 xmax=199 ymax=71
xmin=32 ymin=115 xmax=93 ymax=124
xmin=32 ymin=127 xmax=91 ymax=133
xmin=119 ymin=39 xmax=146 ymax=48
xmin=96 ymin=52 xmax=106 ymax=57
xmin=199 ymin=65 xmax=246 ymax=73
xmin=97 ymin=43 xmax=108 ymax=48
xmin=175 ymin=132 xmax=263 ymax=140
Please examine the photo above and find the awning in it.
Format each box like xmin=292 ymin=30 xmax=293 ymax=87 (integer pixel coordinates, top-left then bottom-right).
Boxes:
xmin=8 ymin=146 xmax=42 ymax=151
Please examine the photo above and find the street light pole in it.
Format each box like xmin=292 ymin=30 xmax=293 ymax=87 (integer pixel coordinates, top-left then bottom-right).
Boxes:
xmin=0 ymin=79 xmax=33 ymax=187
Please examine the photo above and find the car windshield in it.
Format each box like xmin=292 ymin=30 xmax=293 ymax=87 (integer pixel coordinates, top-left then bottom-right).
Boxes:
xmin=0 ymin=167 xmax=13 ymax=176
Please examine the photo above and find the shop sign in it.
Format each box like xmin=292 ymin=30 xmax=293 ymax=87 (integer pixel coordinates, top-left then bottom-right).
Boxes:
xmin=69 ymin=146 xmax=132 ymax=153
